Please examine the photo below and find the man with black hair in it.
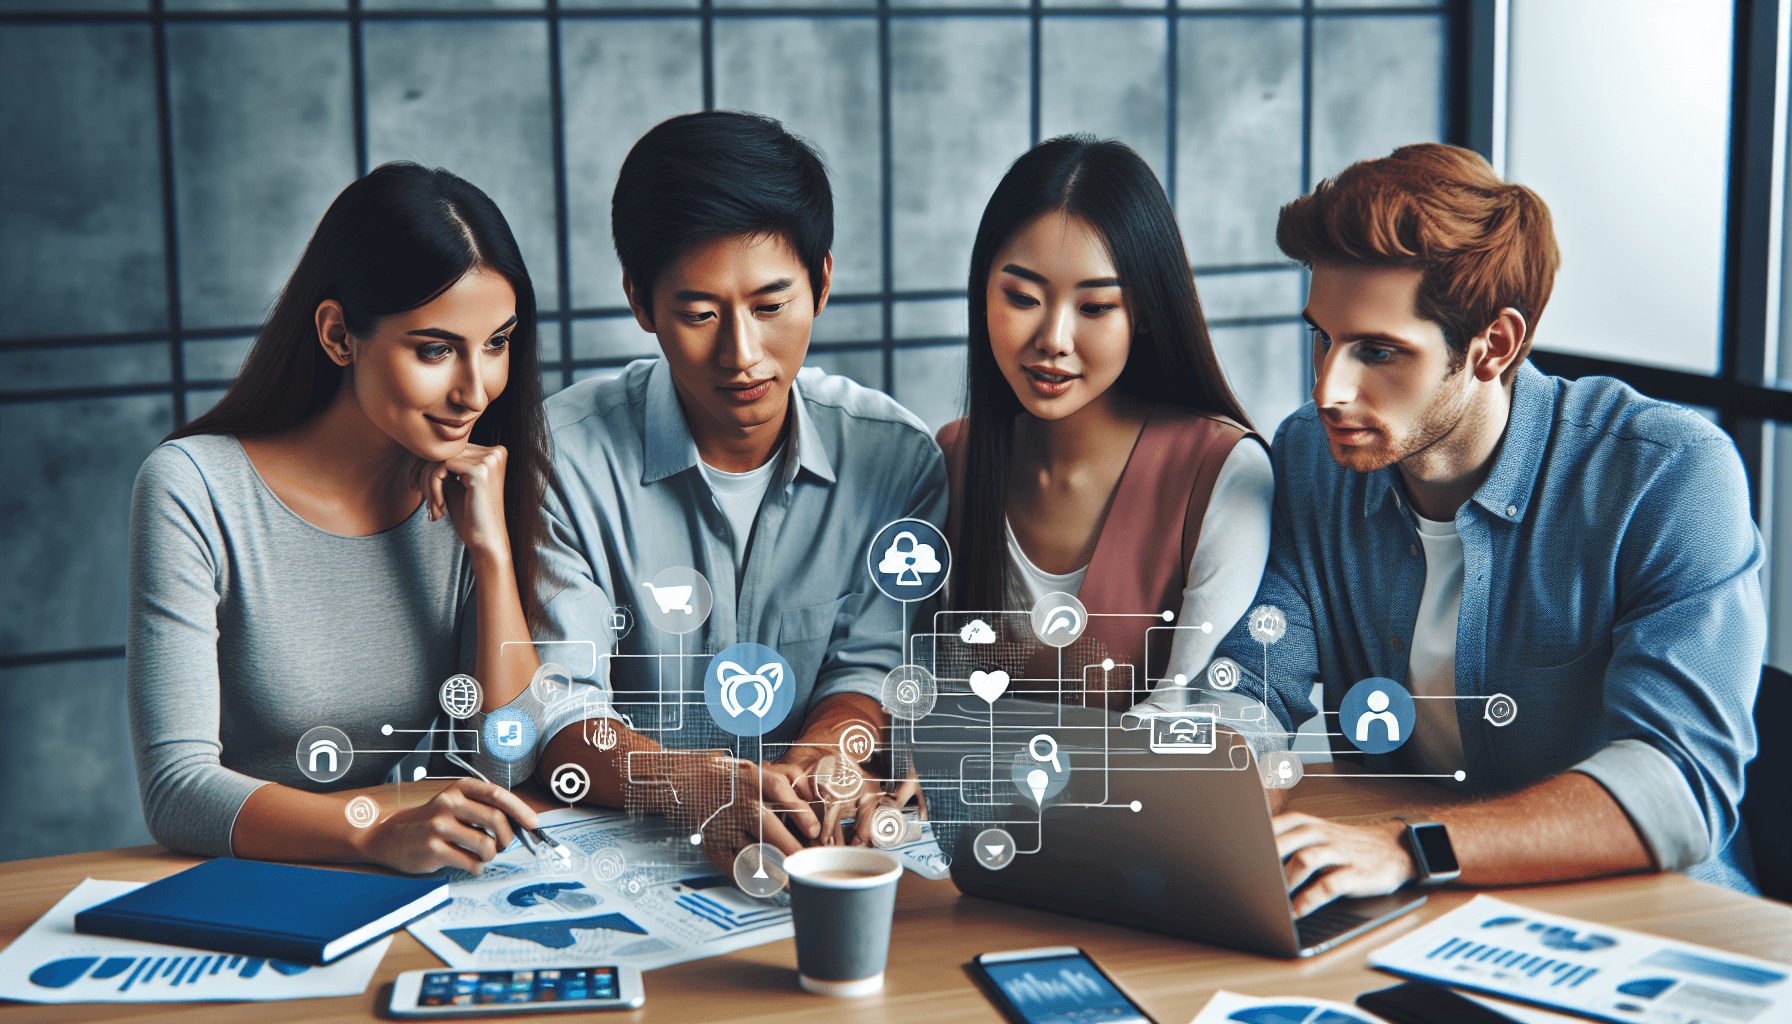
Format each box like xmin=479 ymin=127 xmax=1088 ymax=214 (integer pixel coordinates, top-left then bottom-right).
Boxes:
xmin=532 ymin=111 xmax=945 ymax=870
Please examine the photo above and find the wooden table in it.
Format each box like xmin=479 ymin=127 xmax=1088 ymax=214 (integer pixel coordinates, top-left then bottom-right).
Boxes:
xmin=4 ymin=775 xmax=1788 ymax=1023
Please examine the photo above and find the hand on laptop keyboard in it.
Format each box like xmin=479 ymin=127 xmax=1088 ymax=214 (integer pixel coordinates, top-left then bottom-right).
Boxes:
xmin=1274 ymin=812 xmax=1418 ymax=916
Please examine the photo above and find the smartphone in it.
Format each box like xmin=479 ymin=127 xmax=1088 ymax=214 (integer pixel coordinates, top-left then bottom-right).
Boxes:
xmin=387 ymin=966 xmax=645 ymax=1017
xmin=970 ymin=946 xmax=1158 ymax=1024
xmin=1356 ymin=982 xmax=1522 ymax=1024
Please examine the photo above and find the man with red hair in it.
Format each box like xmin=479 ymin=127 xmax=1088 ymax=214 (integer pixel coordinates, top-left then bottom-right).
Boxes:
xmin=1214 ymin=144 xmax=1763 ymax=911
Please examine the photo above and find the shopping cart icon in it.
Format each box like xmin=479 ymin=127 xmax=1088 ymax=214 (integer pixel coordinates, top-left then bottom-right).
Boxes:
xmin=641 ymin=582 xmax=694 ymax=615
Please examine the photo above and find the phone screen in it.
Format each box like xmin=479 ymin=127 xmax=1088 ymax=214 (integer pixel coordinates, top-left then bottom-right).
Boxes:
xmin=415 ymin=968 xmax=618 ymax=1006
xmin=979 ymin=952 xmax=1152 ymax=1024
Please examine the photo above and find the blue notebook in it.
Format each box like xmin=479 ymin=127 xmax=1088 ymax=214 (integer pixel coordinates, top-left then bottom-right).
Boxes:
xmin=74 ymin=859 xmax=450 ymax=965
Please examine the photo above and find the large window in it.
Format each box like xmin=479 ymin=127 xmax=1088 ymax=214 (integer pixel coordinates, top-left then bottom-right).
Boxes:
xmin=1503 ymin=0 xmax=1792 ymax=672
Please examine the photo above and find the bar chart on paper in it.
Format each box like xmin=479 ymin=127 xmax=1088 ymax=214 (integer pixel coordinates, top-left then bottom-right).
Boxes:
xmin=1369 ymin=895 xmax=1790 ymax=1024
xmin=0 ymin=879 xmax=390 ymax=1003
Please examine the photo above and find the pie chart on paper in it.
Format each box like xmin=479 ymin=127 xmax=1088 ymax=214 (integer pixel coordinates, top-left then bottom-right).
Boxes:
xmin=1227 ymin=1007 xmax=1381 ymax=1024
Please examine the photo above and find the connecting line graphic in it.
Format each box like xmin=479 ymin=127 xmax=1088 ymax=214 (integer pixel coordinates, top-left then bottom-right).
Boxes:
xmin=623 ymin=749 xmax=742 ymax=840
xmin=907 ymin=607 xmax=1338 ymax=860
xmin=500 ymin=639 xmax=599 ymax=679
xmin=1016 ymin=805 xmax=1046 ymax=856
xmin=583 ymin=653 xmax=713 ymax=736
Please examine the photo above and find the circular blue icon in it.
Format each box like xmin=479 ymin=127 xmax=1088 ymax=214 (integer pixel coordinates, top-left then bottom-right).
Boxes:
xmin=868 ymin=518 xmax=950 ymax=602
xmin=482 ymin=706 xmax=538 ymax=763
xmin=1339 ymin=678 xmax=1415 ymax=755
xmin=704 ymin=643 xmax=796 ymax=737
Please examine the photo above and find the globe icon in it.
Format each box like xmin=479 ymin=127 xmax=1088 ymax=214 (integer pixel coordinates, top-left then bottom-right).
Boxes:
xmin=438 ymin=675 xmax=482 ymax=720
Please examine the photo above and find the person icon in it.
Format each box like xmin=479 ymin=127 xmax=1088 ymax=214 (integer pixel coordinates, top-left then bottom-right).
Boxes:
xmin=1339 ymin=677 xmax=1415 ymax=755
xmin=1355 ymin=689 xmax=1401 ymax=744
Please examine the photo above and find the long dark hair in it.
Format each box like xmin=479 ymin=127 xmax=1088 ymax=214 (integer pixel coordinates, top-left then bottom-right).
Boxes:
xmin=169 ymin=161 xmax=549 ymax=625
xmin=954 ymin=135 xmax=1252 ymax=614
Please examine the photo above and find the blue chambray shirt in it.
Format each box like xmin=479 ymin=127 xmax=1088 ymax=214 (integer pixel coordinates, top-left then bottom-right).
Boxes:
xmin=1215 ymin=362 xmax=1764 ymax=891
xmin=534 ymin=357 xmax=947 ymax=754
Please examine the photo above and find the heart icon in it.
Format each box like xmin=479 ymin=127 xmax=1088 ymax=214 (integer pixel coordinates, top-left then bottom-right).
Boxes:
xmin=969 ymin=669 xmax=1010 ymax=705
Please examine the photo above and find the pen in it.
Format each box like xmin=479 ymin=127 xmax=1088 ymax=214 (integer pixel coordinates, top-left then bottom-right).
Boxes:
xmin=443 ymin=749 xmax=561 ymax=860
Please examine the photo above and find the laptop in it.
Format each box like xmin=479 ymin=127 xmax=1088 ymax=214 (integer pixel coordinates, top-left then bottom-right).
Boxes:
xmin=911 ymin=693 xmax=1425 ymax=958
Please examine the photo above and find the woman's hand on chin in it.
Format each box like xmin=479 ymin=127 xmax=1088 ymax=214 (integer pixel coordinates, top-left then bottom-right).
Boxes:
xmin=352 ymin=777 xmax=539 ymax=875
xmin=415 ymin=443 xmax=511 ymax=565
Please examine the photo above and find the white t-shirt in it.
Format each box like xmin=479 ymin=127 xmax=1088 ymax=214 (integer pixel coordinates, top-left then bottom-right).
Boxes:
xmin=1006 ymin=439 xmax=1273 ymax=681
xmin=698 ymin=444 xmax=785 ymax=575
xmin=1406 ymin=507 xmax=1467 ymax=775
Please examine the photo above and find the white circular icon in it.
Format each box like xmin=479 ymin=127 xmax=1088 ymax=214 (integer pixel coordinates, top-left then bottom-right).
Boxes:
xmin=615 ymin=874 xmax=647 ymax=899
xmin=295 ymin=726 xmax=354 ymax=784
xmin=866 ymin=806 xmax=909 ymax=849
xmin=1010 ymin=736 xmax=1072 ymax=806
xmin=639 ymin=567 xmax=713 ymax=635
xmin=1206 ymin=657 xmax=1242 ymax=691
xmin=438 ymin=675 xmax=482 ymax=720
xmin=588 ymin=718 xmax=620 ymax=751
xmin=530 ymin=663 xmax=576 ymax=708
xmin=541 ymin=846 xmax=584 ymax=875
xmin=1031 ymin=591 xmax=1088 ymax=649
xmin=344 ymin=795 xmax=380 ymax=828
xmin=973 ymin=827 xmax=1017 ymax=871
xmin=1247 ymin=604 xmax=1287 ymax=645
xmin=592 ymin=849 xmax=626 ymax=882
xmin=549 ymin=762 xmax=591 ymax=804
xmin=880 ymin=665 xmax=938 ymax=721
xmin=839 ymin=723 xmax=877 ymax=763
xmin=868 ymin=518 xmax=951 ymax=602
xmin=1484 ymin=692 xmax=1519 ymax=727
xmin=816 ymin=756 xmax=866 ymax=803
xmin=605 ymin=603 xmax=635 ymax=642
xmin=733 ymin=843 xmax=788 ymax=898
xmin=1261 ymin=751 xmax=1303 ymax=790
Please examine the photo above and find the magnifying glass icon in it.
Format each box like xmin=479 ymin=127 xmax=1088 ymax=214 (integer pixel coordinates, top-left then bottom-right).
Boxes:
xmin=1029 ymin=734 xmax=1062 ymax=772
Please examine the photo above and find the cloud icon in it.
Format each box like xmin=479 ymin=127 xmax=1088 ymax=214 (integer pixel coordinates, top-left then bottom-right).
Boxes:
xmin=960 ymin=619 xmax=996 ymax=644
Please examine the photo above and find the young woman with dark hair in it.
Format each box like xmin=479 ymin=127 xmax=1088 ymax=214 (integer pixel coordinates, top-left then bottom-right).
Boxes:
xmin=941 ymin=136 xmax=1273 ymax=711
xmin=129 ymin=162 xmax=551 ymax=874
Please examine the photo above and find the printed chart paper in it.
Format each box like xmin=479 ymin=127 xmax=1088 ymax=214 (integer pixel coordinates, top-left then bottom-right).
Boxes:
xmin=1190 ymin=989 xmax=1391 ymax=1024
xmin=0 ymin=878 xmax=391 ymax=1004
xmin=407 ymin=808 xmax=793 ymax=971
xmin=891 ymin=819 xmax=951 ymax=880
xmin=1368 ymin=895 xmax=1791 ymax=1024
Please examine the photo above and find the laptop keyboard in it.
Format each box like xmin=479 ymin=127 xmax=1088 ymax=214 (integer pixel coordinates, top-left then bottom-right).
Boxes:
xmin=1294 ymin=907 xmax=1370 ymax=950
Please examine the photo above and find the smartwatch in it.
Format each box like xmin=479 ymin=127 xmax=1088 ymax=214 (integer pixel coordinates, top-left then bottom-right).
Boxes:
xmin=1401 ymin=821 xmax=1461 ymax=886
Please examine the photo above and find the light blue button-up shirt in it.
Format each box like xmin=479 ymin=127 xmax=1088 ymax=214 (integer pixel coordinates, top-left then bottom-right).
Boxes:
xmin=535 ymin=358 xmax=948 ymax=754
xmin=1216 ymin=362 xmax=1764 ymax=891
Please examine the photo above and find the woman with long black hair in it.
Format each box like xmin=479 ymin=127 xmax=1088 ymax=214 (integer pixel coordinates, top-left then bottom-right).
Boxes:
xmin=128 ymin=162 xmax=550 ymax=874
xmin=941 ymin=136 xmax=1273 ymax=711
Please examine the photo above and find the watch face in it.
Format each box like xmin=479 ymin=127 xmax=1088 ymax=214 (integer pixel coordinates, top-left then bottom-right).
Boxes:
xmin=1412 ymin=822 xmax=1459 ymax=875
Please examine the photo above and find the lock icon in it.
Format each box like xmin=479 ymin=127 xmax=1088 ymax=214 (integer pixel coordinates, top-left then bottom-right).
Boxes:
xmin=877 ymin=531 xmax=942 ymax=586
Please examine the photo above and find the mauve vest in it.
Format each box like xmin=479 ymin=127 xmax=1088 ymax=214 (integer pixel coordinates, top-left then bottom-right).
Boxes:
xmin=941 ymin=407 xmax=1258 ymax=710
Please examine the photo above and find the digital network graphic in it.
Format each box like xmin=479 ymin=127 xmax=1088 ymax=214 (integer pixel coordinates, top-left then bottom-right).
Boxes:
xmin=286 ymin=514 xmax=1516 ymax=901
xmin=891 ymin=557 xmax=1517 ymax=874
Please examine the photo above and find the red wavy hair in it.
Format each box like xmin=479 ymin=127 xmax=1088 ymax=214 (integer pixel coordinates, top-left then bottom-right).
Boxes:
xmin=1276 ymin=143 xmax=1560 ymax=382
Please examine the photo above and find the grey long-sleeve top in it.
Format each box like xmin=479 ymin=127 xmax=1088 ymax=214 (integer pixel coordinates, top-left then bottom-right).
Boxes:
xmin=126 ymin=434 xmax=527 ymax=858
